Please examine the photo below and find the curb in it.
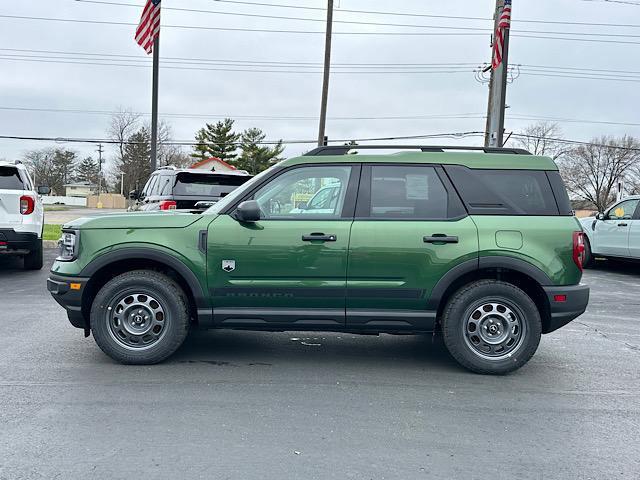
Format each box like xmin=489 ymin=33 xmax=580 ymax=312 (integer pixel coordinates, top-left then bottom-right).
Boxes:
xmin=43 ymin=240 xmax=59 ymax=249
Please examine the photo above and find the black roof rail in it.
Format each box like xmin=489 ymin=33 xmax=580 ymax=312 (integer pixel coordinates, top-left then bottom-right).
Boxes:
xmin=304 ymin=145 xmax=532 ymax=156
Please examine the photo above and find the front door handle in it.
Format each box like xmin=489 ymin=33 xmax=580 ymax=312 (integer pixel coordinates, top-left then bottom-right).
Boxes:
xmin=618 ymin=223 xmax=628 ymax=227
xmin=302 ymin=233 xmax=337 ymax=242
xmin=424 ymin=234 xmax=459 ymax=244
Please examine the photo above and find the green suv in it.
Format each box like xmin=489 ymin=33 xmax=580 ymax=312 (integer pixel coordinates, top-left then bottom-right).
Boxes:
xmin=48 ymin=146 xmax=589 ymax=374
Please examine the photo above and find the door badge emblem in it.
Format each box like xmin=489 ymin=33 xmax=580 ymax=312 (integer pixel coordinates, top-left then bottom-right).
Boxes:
xmin=222 ymin=260 xmax=236 ymax=272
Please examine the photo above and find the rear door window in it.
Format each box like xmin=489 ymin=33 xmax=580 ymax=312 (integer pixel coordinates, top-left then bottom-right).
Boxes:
xmin=0 ymin=167 xmax=25 ymax=190
xmin=358 ymin=165 xmax=465 ymax=220
xmin=444 ymin=166 xmax=559 ymax=216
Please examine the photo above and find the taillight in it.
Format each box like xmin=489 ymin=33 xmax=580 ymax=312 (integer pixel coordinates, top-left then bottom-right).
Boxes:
xmin=159 ymin=200 xmax=177 ymax=211
xmin=20 ymin=195 xmax=35 ymax=215
xmin=573 ymin=231 xmax=586 ymax=271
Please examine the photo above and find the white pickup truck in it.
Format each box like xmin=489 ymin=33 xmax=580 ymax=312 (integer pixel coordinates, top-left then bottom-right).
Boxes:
xmin=0 ymin=161 xmax=50 ymax=269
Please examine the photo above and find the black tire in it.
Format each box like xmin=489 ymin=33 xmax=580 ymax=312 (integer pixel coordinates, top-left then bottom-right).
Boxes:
xmin=24 ymin=239 xmax=43 ymax=270
xmin=441 ymin=280 xmax=542 ymax=375
xmin=583 ymin=237 xmax=594 ymax=268
xmin=90 ymin=270 xmax=190 ymax=364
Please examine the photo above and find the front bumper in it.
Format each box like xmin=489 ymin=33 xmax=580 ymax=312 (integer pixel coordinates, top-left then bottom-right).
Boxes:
xmin=542 ymin=283 xmax=590 ymax=333
xmin=0 ymin=229 xmax=39 ymax=253
xmin=47 ymin=273 xmax=90 ymax=330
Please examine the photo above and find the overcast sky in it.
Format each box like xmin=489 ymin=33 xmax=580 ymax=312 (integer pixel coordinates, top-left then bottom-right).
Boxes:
xmin=1 ymin=0 xmax=639 ymax=169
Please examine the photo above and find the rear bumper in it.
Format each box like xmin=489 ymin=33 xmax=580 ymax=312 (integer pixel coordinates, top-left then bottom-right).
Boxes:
xmin=542 ymin=284 xmax=590 ymax=333
xmin=0 ymin=229 xmax=39 ymax=253
xmin=47 ymin=273 xmax=89 ymax=330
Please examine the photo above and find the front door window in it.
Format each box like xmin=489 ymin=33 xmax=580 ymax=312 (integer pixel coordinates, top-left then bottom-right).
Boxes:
xmin=253 ymin=166 xmax=352 ymax=219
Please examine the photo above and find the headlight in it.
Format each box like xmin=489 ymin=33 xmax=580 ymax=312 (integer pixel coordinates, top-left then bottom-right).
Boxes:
xmin=57 ymin=230 xmax=78 ymax=261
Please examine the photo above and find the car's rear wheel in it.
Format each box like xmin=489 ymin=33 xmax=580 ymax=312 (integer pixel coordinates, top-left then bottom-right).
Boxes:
xmin=441 ymin=280 xmax=542 ymax=375
xmin=23 ymin=239 xmax=43 ymax=270
xmin=583 ymin=237 xmax=594 ymax=268
xmin=90 ymin=270 xmax=190 ymax=364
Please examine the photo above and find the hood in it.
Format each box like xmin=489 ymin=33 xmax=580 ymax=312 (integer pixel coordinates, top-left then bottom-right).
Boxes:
xmin=63 ymin=211 xmax=205 ymax=230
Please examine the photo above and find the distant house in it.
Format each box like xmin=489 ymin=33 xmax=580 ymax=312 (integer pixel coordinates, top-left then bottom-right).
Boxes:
xmin=189 ymin=157 xmax=249 ymax=174
xmin=64 ymin=181 xmax=98 ymax=198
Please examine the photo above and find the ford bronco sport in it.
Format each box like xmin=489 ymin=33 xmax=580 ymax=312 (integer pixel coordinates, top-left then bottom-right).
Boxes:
xmin=48 ymin=146 xmax=589 ymax=374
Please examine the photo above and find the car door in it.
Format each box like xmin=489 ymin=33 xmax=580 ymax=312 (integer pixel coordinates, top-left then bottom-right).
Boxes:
xmin=593 ymin=198 xmax=639 ymax=257
xmin=627 ymin=201 xmax=640 ymax=259
xmin=207 ymin=163 xmax=359 ymax=328
xmin=346 ymin=164 xmax=478 ymax=331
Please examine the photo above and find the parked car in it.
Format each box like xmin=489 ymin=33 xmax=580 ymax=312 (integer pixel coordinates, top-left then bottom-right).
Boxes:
xmin=0 ymin=161 xmax=50 ymax=269
xmin=129 ymin=166 xmax=252 ymax=211
xmin=579 ymin=196 xmax=640 ymax=265
xmin=48 ymin=145 xmax=589 ymax=374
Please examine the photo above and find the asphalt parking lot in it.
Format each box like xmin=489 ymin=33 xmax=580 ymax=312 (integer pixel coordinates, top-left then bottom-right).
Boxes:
xmin=1 ymin=251 xmax=638 ymax=479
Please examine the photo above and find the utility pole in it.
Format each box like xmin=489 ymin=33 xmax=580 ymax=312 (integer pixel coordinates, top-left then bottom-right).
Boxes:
xmin=96 ymin=143 xmax=104 ymax=194
xmin=317 ymin=0 xmax=334 ymax=147
xmin=485 ymin=0 xmax=511 ymax=148
xmin=150 ymin=36 xmax=160 ymax=171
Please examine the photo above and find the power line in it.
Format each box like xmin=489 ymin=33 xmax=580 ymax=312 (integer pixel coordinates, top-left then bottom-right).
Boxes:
xmin=4 ymin=14 xmax=640 ymax=44
xmin=3 ymin=105 xmax=640 ymax=127
xmin=4 ymin=55 xmax=640 ymax=83
xmin=202 ymin=0 xmax=640 ymax=28
xmin=72 ymin=0 xmax=640 ymax=36
xmin=3 ymin=48 xmax=640 ymax=76
xmin=0 ymin=131 xmax=486 ymax=146
xmin=0 ymin=106 xmax=487 ymax=121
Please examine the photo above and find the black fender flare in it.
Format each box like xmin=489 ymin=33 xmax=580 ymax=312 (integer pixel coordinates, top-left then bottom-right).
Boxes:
xmin=426 ymin=256 xmax=553 ymax=310
xmin=80 ymin=247 xmax=209 ymax=310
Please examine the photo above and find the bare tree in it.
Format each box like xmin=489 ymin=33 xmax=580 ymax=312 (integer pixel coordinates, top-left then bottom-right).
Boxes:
xmin=108 ymin=109 xmax=142 ymax=161
xmin=558 ymin=136 xmax=640 ymax=212
xmin=155 ymin=120 xmax=192 ymax=168
xmin=511 ymin=122 xmax=566 ymax=159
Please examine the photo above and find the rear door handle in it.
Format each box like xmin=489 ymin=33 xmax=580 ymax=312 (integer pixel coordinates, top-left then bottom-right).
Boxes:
xmin=618 ymin=223 xmax=628 ymax=227
xmin=424 ymin=234 xmax=459 ymax=244
xmin=302 ymin=233 xmax=337 ymax=242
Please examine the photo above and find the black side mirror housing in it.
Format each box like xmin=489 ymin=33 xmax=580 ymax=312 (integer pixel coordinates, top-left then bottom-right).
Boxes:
xmin=235 ymin=200 xmax=261 ymax=222
xmin=596 ymin=212 xmax=605 ymax=221
xmin=37 ymin=186 xmax=51 ymax=195
xmin=129 ymin=190 xmax=140 ymax=200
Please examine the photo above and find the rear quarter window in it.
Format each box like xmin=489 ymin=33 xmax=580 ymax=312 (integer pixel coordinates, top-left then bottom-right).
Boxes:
xmin=0 ymin=167 xmax=25 ymax=190
xmin=444 ymin=166 xmax=560 ymax=216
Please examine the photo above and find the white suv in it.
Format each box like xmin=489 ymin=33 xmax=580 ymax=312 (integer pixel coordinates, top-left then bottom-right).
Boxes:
xmin=0 ymin=161 xmax=50 ymax=269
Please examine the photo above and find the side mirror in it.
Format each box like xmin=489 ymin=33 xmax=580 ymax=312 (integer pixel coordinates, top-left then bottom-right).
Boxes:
xmin=129 ymin=190 xmax=140 ymax=200
xmin=235 ymin=200 xmax=261 ymax=222
xmin=37 ymin=186 xmax=51 ymax=195
xmin=596 ymin=212 xmax=605 ymax=221
xmin=297 ymin=201 xmax=308 ymax=210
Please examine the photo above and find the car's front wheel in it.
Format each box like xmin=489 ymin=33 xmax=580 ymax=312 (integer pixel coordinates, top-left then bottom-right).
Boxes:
xmin=441 ymin=280 xmax=542 ymax=375
xmin=90 ymin=270 xmax=190 ymax=364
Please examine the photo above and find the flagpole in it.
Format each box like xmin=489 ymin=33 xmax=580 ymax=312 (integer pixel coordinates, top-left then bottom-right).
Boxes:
xmin=150 ymin=36 xmax=160 ymax=171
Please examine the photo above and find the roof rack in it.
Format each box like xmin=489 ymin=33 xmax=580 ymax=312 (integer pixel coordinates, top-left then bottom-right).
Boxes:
xmin=304 ymin=145 xmax=532 ymax=156
xmin=157 ymin=165 xmax=177 ymax=170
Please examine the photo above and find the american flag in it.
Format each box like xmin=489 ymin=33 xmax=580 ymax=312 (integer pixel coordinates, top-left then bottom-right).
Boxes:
xmin=491 ymin=0 xmax=511 ymax=70
xmin=135 ymin=0 xmax=161 ymax=55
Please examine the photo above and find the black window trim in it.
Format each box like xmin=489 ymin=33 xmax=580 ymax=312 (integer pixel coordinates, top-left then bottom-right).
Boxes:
xmin=354 ymin=163 xmax=468 ymax=222
xmin=221 ymin=162 xmax=362 ymax=221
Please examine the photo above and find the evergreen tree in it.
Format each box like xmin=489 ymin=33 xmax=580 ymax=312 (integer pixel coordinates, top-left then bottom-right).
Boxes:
xmin=75 ymin=156 xmax=99 ymax=185
xmin=236 ymin=128 xmax=285 ymax=174
xmin=117 ymin=127 xmax=152 ymax=195
xmin=191 ymin=118 xmax=240 ymax=162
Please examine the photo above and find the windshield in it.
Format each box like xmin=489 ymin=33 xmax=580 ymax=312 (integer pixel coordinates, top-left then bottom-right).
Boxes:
xmin=205 ymin=165 xmax=279 ymax=214
xmin=173 ymin=172 xmax=250 ymax=197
